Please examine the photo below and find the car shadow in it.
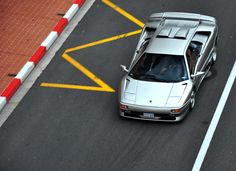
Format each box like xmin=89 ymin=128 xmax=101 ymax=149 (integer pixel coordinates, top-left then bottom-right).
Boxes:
xmin=205 ymin=66 xmax=217 ymax=81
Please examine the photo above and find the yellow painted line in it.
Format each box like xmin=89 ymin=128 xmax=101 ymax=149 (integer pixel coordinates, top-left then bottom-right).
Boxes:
xmin=102 ymin=0 xmax=144 ymax=28
xmin=41 ymin=8 xmax=144 ymax=92
xmin=41 ymin=29 xmax=143 ymax=92
xmin=63 ymin=53 xmax=115 ymax=92
xmin=41 ymin=83 xmax=114 ymax=92
xmin=65 ymin=29 xmax=142 ymax=53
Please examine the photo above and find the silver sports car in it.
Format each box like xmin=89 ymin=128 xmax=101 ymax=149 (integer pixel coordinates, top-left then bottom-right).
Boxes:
xmin=119 ymin=12 xmax=218 ymax=122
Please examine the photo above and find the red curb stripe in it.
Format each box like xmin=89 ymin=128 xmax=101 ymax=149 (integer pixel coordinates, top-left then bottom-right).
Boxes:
xmin=0 ymin=1 xmax=86 ymax=111
xmin=29 ymin=46 xmax=46 ymax=65
xmin=1 ymin=79 xmax=21 ymax=101
xmin=53 ymin=18 xmax=68 ymax=35
xmin=74 ymin=0 xmax=85 ymax=7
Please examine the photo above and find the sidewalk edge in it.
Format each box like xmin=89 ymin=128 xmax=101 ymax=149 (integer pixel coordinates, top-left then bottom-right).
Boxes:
xmin=0 ymin=0 xmax=86 ymax=112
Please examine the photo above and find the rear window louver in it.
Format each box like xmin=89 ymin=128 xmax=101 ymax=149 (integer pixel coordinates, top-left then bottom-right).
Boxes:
xmin=174 ymin=28 xmax=189 ymax=39
xmin=156 ymin=27 xmax=190 ymax=39
xmin=156 ymin=27 xmax=172 ymax=38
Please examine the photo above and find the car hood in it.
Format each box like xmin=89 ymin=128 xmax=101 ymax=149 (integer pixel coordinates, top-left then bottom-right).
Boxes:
xmin=122 ymin=78 xmax=188 ymax=107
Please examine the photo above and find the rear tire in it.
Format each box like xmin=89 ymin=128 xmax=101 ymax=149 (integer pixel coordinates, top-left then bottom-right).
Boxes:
xmin=189 ymin=91 xmax=195 ymax=111
xmin=211 ymin=51 xmax=217 ymax=67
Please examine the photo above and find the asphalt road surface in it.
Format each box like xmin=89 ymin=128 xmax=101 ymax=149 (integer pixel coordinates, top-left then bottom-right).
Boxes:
xmin=0 ymin=0 xmax=236 ymax=170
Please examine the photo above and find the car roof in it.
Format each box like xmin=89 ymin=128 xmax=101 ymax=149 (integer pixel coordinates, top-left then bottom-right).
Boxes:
xmin=144 ymin=12 xmax=217 ymax=55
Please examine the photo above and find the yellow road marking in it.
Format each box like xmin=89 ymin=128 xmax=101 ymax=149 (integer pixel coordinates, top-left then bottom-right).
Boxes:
xmin=65 ymin=29 xmax=142 ymax=53
xmin=41 ymin=83 xmax=114 ymax=92
xmin=41 ymin=1 xmax=144 ymax=93
xmin=102 ymin=0 xmax=144 ymax=28
xmin=41 ymin=29 xmax=142 ymax=92
xmin=41 ymin=53 xmax=115 ymax=92
xmin=62 ymin=53 xmax=114 ymax=92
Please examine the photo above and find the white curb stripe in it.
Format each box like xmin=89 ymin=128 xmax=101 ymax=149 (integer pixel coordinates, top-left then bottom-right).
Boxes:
xmin=0 ymin=97 xmax=7 ymax=111
xmin=192 ymin=61 xmax=236 ymax=171
xmin=15 ymin=62 xmax=35 ymax=82
xmin=41 ymin=31 xmax=58 ymax=50
xmin=0 ymin=1 xmax=87 ymax=114
xmin=64 ymin=4 xmax=79 ymax=21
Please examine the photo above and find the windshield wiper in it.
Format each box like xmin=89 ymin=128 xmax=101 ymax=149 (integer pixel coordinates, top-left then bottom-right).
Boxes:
xmin=130 ymin=73 xmax=172 ymax=82
xmin=140 ymin=74 xmax=169 ymax=82
xmin=129 ymin=72 xmax=145 ymax=79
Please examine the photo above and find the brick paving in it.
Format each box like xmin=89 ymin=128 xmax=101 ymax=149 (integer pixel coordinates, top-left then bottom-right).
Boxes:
xmin=0 ymin=0 xmax=74 ymax=93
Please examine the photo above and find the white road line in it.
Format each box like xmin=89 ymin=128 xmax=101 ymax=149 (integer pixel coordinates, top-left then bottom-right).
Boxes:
xmin=192 ymin=60 xmax=236 ymax=171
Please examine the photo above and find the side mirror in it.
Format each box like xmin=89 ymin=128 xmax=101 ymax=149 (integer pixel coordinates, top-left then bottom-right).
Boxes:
xmin=120 ymin=65 xmax=128 ymax=72
xmin=191 ymin=71 xmax=205 ymax=78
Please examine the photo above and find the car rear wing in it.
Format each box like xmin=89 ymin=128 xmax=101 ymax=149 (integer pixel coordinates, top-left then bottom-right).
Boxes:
xmin=149 ymin=12 xmax=216 ymax=23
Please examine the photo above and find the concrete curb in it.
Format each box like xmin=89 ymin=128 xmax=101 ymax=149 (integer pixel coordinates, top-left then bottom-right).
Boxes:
xmin=0 ymin=0 xmax=86 ymax=112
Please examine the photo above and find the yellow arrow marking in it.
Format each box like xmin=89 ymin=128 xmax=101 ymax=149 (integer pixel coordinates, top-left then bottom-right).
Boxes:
xmin=41 ymin=0 xmax=144 ymax=92
xmin=65 ymin=53 xmax=114 ymax=92
xmin=66 ymin=29 xmax=142 ymax=53
xmin=102 ymin=0 xmax=145 ymax=28
xmin=41 ymin=83 xmax=113 ymax=92
xmin=41 ymin=53 xmax=114 ymax=92
xmin=41 ymin=30 xmax=142 ymax=92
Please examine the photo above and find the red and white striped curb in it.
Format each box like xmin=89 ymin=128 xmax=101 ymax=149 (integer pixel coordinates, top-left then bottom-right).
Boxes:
xmin=0 ymin=0 xmax=85 ymax=112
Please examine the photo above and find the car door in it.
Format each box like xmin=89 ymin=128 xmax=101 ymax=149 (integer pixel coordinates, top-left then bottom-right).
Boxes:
xmin=186 ymin=41 xmax=201 ymax=88
xmin=195 ymin=31 xmax=214 ymax=73
xmin=191 ymin=31 xmax=212 ymax=88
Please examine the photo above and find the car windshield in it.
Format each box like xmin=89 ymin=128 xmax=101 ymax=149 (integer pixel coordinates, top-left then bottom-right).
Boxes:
xmin=129 ymin=53 xmax=188 ymax=82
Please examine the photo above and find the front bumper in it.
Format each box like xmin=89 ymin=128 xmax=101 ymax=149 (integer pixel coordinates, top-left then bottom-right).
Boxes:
xmin=120 ymin=100 xmax=191 ymax=122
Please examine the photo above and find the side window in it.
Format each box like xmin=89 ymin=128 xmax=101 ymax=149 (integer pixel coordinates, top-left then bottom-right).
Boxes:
xmin=131 ymin=38 xmax=150 ymax=69
xmin=186 ymin=31 xmax=211 ymax=74
xmin=138 ymin=38 xmax=150 ymax=54
xmin=186 ymin=42 xmax=201 ymax=74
